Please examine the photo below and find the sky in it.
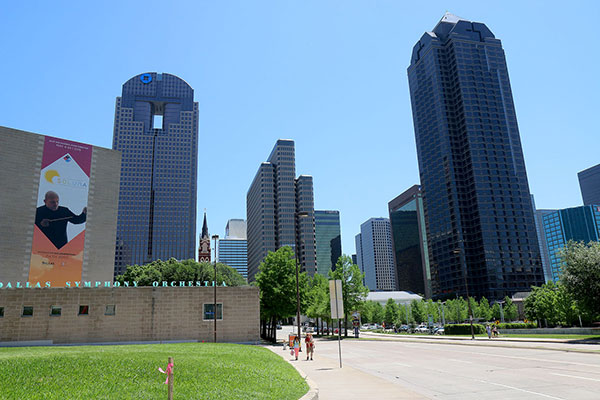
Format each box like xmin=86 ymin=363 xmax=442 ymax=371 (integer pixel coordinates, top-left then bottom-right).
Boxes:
xmin=2 ymin=1 xmax=599 ymax=257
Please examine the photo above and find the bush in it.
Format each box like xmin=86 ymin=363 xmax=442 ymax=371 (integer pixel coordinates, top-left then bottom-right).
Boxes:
xmin=497 ymin=322 xmax=537 ymax=330
xmin=444 ymin=323 xmax=485 ymax=335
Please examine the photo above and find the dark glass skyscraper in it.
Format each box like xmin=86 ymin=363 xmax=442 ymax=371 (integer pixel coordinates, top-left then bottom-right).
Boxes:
xmin=408 ymin=14 xmax=544 ymax=300
xmin=578 ymin=164 xmax=600 ymax=206
xmin=314 ymin=210 xmax=342 ymax=275
xmin=112 ymin=73 xmax=198 ymax=275
xmin=388 ymin=185 xmax=432 ymax=298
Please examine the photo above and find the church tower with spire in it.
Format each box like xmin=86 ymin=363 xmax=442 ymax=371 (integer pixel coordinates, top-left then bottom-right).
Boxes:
xmin=198 ymin=210 xmax=211 ymax=262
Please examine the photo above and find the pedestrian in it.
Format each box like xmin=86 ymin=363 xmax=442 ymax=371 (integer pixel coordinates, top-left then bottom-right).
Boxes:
xmin=293 ymin=336 xmax=300 ymax=360
xmin=305 ymin=333 xmax=315 ymax=361
xmin=486 ymin=324 xmax=492 ymax=339
xmin=492 ymin=325 xmax=498 ymax=338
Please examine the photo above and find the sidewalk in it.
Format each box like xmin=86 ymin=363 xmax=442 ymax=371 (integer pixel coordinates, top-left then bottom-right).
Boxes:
xmin=267 ymin=343 xmax=426 ymax=400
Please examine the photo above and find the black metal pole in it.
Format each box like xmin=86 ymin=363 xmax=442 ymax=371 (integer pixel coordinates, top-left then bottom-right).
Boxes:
xmin=212 ymin=235 xmax=219 ymax=343
xmin=296 ymin=249 xmax=301 ymax=349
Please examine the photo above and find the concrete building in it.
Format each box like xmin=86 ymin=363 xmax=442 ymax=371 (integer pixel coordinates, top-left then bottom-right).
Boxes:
xmin=542 ymin=205 xmax=600 ymax=282
xmin=218 ymin=219 xmax=248 ymax=279
xmin=388 ymin=186 xmax=432 ymax=298
xmin=315 ymin=210 xmax=342 ymax=275
xmin=0 ymin=126 xmax=120 ymax=286
xmin=408 ymin=13 xmax=544 ymax=300
xmin=246 ymin=140 xmax=316 ymax=281
xmin=0 ymin=286 xmax=259 ymax=344
xmin=112 ymin=72 xmax=198 ymax=276
xmin=355 ymin=218 xmax=396 ymax=291
xmin=578 ymin=164 xmax=600 ymax=206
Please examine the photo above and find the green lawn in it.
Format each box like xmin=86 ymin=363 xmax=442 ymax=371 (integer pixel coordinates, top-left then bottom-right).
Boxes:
xmin=0 ymin=343 xmax=308 ymax=400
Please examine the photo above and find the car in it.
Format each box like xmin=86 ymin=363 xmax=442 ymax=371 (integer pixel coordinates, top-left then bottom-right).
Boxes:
xmin=276 ymin=324 xmax=282 ymax=330
xmin=434 ymin=327 xmax=444 ymax=335
xmin=414 ymin=325 xmax=429 ymax=333
xmin=399 ymin=325 xmax=410 ymax=332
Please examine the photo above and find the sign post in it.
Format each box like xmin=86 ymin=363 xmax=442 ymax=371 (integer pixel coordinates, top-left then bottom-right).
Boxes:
xmin=329 ymin=279 xmax=344 ymax=368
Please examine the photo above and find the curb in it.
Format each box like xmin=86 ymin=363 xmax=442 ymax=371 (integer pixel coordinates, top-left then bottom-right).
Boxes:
xmin=358 ymin=333 xmax=600 ymax=354
xmin=265 ymin=345 xmax=319 ymax=400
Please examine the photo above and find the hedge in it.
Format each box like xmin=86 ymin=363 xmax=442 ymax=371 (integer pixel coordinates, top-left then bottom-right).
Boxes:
xmin=444 ymin=324 xmax=486 ymax=335
xmin=496 ymin=322 xmax=537 ymax=329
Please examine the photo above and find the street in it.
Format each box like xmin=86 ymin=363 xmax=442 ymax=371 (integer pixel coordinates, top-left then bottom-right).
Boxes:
xmin=276 ymin=327 xmax=600 ymax=399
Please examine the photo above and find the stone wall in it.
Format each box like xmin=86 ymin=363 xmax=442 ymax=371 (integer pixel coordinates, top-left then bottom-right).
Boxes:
xmin=0 ymin=287 xmax=260 ymax=344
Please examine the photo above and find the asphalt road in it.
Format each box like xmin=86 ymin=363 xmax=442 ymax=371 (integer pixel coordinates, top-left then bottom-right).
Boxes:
xmin=278 ymin=327 xmax=600 ymax=399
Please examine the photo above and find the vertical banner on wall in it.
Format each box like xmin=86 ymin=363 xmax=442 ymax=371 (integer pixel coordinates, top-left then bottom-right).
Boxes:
xmin=28 ymin=136 xmax=92 ymax=286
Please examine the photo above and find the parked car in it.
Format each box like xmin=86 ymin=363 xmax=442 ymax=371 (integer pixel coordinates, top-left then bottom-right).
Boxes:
xmin=399 ymin=325 xmax=410 ymax=332
xmin=276 ymin=324 xmax=282 ymax=330
xmin=415 ymin=325 xmax=429 ymax=333
xmin=434 ymin=327 xmax=444 ymax=335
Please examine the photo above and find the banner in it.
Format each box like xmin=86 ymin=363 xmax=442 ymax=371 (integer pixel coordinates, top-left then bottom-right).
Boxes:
xmin=28 ymin=136 xmax=92 ymax=286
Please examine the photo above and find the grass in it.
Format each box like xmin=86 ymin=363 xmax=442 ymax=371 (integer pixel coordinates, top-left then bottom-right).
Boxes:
xmin=0 ymin=343 xmax=308 ymax=400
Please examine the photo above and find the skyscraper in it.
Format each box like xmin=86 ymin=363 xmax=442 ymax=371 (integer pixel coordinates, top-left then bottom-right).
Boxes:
xmin=388 ymin=185 xmax=432 ymax=298
xmin=355 ymin=218 xmax=396 ymax=291
xmin=578 ymin=164 xmax=600 ymax=206
xmin=246 ymin=139 xmax=317 ymax=281
xmin=217 ymin=219 xmax=248 ymax=279
xmin=112 ymin=73 xmax=198 ymax=275
xmin=314 ymin=210 xmax=342 ymax=275
xmin=531 ymin=195 xmax=555 ymax=283
xmin=408 ymin=14 xmax=544 ymax=299
xmin=543 ymin=205 xmax=600 ymax=282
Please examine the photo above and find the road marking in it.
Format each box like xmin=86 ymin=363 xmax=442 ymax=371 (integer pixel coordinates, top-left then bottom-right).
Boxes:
xmin=447 ymin=358 xmax=473 ymax=364
xmin=481 ymin=380 xmax=565 ymax=399
xmin=550 ymin=373 xmax=600 ymax=383
xmin=393 ymin=362 xmax=412 ymax=367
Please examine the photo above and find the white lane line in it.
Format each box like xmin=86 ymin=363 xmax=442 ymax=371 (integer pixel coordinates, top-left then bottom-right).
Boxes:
xmin=447 ymin=358 xmax=473 ymax=364
xmin=481 ymin=380 xmax=565 ymax=399
xmin=393 ymin=362 xmax=412 ymax=367
xmin=550 ymin=373 xmax=600 ymax=383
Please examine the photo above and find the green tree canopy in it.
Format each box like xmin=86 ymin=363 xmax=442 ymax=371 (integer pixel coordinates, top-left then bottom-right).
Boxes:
xmin=384 ymin=298 xmax=399 ymax=327
xmin=559 ymin=240 xmax=600 ymax=317
xmin=115 ymin=258 xmax=246 ymax=287
xmin=328 ymin=255 xmax=369 ymax=322
xmin=478 ymin=297 xmax=493 ymax=321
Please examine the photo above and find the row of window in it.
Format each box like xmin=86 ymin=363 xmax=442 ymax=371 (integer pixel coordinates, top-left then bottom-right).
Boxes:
xmin=0 ymin=304 xmax=223 ymax=321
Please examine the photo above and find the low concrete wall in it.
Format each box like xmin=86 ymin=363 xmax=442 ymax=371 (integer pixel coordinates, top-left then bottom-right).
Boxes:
xmin=0 ymin=287 xmax=259 ymax=344
xmin=501 ymin=327 xmax=600 ymax=335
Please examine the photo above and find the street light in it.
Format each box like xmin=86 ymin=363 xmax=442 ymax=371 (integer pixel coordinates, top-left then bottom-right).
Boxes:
xmin=295 ymin=211 xmax=310 ymax=346
xmin=212 ymin=234 xmax=219 ymax=343
xmin=453 ymin=246 xmax=475 ymax=340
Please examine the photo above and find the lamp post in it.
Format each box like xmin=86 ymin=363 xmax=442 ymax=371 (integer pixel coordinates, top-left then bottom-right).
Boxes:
xmin=212 ymin=234 xmax=219 ymax=343
xmin=453 ymin=245 xmax=475 ymax=340
xmin=295 ymin=211 xmax=309 ymax=346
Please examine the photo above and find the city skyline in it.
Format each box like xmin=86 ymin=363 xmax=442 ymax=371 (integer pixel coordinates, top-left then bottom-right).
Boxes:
xmin=1 ymin=2 xmax=598 ymax=257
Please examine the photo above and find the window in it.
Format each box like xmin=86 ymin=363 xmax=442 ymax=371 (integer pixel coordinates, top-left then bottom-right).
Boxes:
xmin=22 ymin=306 xmax=33 ymax=317
xmin=50 ymin=306 xmax=61 ymax=316
xmin=105 ymin=305 xmax=116 ymax=316
xmin=79 ymin=305 xmax=89 ymax=316
xmin=0 ymin=307 xmax=3 ymax=317
xmin=203 ymin=303 xmax=223 ymax=320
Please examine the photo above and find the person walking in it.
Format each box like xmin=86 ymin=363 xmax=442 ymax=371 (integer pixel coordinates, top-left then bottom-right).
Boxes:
xmin=293 ymin=336 xmax=301 ymax=361
xmin=492 ymin=325 xmax=498 ymax=338
xmin=486 ymin=324 xmax=492 ymax=339
xmin=305 ymin=333 xmax=315 ymax=361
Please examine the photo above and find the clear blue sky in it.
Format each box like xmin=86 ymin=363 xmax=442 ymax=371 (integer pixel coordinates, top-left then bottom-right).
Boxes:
xmin=2 ymin=1 xmax=598 ymax=256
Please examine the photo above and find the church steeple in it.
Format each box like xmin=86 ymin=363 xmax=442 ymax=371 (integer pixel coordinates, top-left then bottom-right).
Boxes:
xmin=198 ymin=209 xmax=211 ymax=262
xmin=202 ymin=210 xmax=209 ymax=238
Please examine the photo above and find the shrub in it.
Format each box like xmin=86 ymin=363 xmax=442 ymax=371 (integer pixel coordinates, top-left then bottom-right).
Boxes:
xmin=497 ymin=322 xmax=537 ymax=330
xmin=444 ymin=323 xmax=485 ymax=335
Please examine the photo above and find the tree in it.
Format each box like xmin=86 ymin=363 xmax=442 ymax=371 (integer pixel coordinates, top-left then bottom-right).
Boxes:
xmin=491 ymin=302 xmax=501 ymax=321
xmin=559 ymin=240 xmax=600 ymax=318
xmin=410 ymin=299 xmax=426 ymax=324
xmin=371 ymin=302 xmax=384 ymax=324
xmin=384 ymin=298 xmax=399 ymax=327
xmin=329 ymin=255 xmax=369 ymax=336
xmin=503 ymin=296 xmax=518 ymax=322
xmin=358 ymin=300 xmax=376 ymax=324
xmin=478 ymin=297 xmax=493 ymax=322
xmin=305 ymin=273 xmax=330 ymax=334
xmin=116 ymin=258 xmax=246 ymax=287
xmin=255 ymin=247 xmax=298 ymax=342
xmin=524 ymin=282 xmax=582 ymax=327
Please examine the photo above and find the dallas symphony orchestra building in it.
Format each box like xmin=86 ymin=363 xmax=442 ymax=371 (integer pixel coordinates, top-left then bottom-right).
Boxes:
xmin=0 ymin=126 xmax=259 ymax=344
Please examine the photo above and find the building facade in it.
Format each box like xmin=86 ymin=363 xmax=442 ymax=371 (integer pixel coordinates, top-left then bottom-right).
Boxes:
xmin=198 ymin=211 xmax=211 ymax=262
xmin=112 ymin=73 xmax=198 ymax=276
xmin=531 ymin=195 xmax=556 ymax=283
xmin=217 ymin=219 xmax=248 ymax=279
xmin=388 ymin=185 xmax=432 ymax=298
xmin=246 ymin=140 xmax=317 ymax=281
xmin=542 ymin=205 xmax=600 ymax=282
xmin=355 ymin=218 xmax=396 ymax=291
xmin=314 ymin=210 xmax=342 ymax=275
xmin=408 ymin=13 xmax=544 ymax=300
xmin=578 ymin=164 xmax=600 ymax=206
xmin=0 ymin=126 xmax=120 ymax=286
